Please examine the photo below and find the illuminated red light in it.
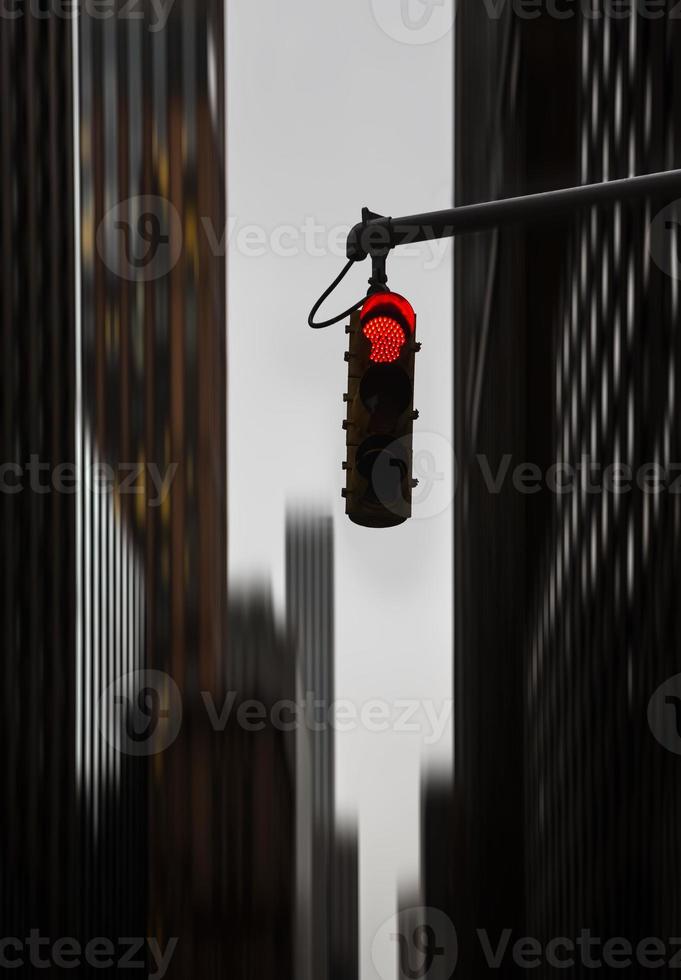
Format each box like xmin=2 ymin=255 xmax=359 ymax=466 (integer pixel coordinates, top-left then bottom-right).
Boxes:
xmin=360 ymin=292 xmax=415 ymax=364
xmin=363 ymin=315 xmax=405 ymax=363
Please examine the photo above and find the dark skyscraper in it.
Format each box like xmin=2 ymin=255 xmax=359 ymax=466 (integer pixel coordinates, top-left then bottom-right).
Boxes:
xmin=286 ymin=511 xmax=336 ymax=980
xmin=330 ymin=824 xmax=360 ymax=980
xmin=223 ymin=590 xmax=296 ymax=980
xmin=2 ymin=2 xmax=228 ymax=972
xmin=420 ymin=774 xmax=457 ymax=978
xmin=455 ymin=3 xmax=681 ymax=973
xmin=1 ymin=6 xmax=83 ymax=954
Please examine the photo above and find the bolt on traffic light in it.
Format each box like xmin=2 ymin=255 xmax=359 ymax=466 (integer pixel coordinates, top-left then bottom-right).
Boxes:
xmin=342 ymin=291 xmax=420 ymax=528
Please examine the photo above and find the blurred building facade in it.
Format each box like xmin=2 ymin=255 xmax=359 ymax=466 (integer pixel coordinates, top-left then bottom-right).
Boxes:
xmin=223 ymin=591 xmax=297 ymax=979
xmin=286 ymin=512 xmax=360 ymax=980
xmin=80 ymin=3 xmax=228 ymax=975
xmin=420 ymin=775 xmax=457 ymax=980
xmin=396 ymin=887 xmax=425 ymax=980
xmin=286 ymin=512 xmax=336 ymax=980
xmin=0 ymin=5 xmax=88 ymax=958
xmin=455 ymin=2 xmax=681 ymax=973
xmin=2 ymin=1 xmax=228 ymax=974
xmin=330 ymin=825 xmax=360 ymax=980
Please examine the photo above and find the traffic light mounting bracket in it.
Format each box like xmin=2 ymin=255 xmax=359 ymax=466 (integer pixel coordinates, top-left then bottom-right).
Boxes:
xmin=345 ymin=166 xmax=681 ymax=263
xmin=310 ymin=167 xmax=681 ymax=330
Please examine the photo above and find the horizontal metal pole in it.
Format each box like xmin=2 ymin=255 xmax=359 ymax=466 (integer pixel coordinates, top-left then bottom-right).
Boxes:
xmin=346 ymin=168 xmax=681 ymax=261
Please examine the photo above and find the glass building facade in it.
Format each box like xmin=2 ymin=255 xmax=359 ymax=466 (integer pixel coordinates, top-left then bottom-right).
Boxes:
xmin=455 ymin=4 xmax=681 ymax=974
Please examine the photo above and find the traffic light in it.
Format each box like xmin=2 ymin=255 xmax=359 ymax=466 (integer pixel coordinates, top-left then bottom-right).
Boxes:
xmin=342 ymin=291 xmax=419 ymax=528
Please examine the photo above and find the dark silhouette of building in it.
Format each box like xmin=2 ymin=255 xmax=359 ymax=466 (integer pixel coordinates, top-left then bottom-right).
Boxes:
xmin=2 ymin=1 xmax=228 ymax=974
xmin=331 ymin=824 xmax=360 ymax=980
xmin=78 ymin=3 xmax=228 ymax=975
xmin=286 ymin=510 xmax=359 ymax=980
xmin=285 ymin=511 xmax=359 ymax=980
xmin=420 ymin=775 xmax=458 ymax=980
xmin=222 ymin=590 xmax=296 ymax=980
xmin=396 ymin=887 xmax=424 ymax=980
xmin=286 ymin=510 xmax=336 ymax=980
xmin=0 ymin=5 xmax=87 ymax=962
xmin=455 ymin=3 xmax=681 ymax=975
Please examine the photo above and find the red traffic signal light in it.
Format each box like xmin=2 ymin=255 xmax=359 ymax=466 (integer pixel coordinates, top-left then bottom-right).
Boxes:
xmin=360 ymin=292 xmax=416 ymax=364
xmin=343 ymin=291 xmax=419 ymax=528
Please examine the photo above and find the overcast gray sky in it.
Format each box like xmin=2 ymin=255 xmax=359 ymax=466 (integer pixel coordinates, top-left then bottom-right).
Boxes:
xmin=227 ymin=2 xmax=454 ymax=977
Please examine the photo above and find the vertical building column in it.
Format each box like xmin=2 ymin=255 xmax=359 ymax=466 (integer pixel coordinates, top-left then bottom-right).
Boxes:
xmin=77 ymin=0 xmax=227 ymax=972
xmin=0 ymin=4 xmax=78 ymax=948
xmin=286 ymin=512 xmax=336 ymax=980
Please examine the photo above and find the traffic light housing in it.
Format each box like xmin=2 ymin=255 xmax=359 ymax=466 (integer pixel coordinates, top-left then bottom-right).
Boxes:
xmin=342 ymin=291 xmax=419 ymax=528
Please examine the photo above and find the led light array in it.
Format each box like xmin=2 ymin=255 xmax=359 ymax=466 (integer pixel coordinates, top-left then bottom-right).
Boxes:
xmin=362 ymin=315 xmax=406 ymax=363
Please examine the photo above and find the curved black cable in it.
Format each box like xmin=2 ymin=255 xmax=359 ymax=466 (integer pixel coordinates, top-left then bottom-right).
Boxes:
xmin=308 ymin=258 xmax=365 ymax=329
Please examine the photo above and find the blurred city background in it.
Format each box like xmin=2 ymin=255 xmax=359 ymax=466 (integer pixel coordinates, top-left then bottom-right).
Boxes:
xmin=3 ymin=1 xmax=681 ymax=979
